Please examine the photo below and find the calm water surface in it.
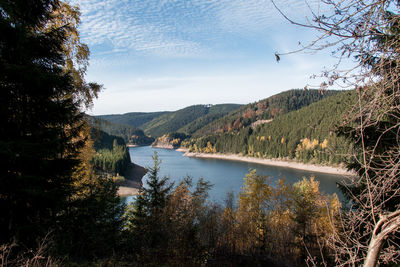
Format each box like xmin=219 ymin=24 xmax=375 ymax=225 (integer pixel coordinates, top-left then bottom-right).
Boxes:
xmin=127 ymin=146 xmax=347 ymax=204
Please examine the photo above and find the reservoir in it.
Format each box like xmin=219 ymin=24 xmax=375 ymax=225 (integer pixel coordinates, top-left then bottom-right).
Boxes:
xmin=128 ymin=146 xmax=347 ymax=204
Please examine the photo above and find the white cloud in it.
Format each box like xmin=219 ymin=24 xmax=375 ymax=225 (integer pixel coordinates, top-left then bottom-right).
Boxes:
xmin=70 ymin=0 xmax=343 ymax=115
xmin=71 ymin=0 xmax=321 ymax=58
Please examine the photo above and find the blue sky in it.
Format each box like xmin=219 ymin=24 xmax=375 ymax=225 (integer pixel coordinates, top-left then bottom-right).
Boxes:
xmin=71 ymin=0 xmax=342 ymax=115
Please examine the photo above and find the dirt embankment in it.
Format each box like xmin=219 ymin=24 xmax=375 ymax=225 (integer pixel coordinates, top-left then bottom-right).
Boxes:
xmin=118 ymin=163 xmax=147 ymax=196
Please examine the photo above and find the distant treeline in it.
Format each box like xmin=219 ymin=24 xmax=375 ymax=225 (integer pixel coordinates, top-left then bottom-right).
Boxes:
xmin=97 ymin=104 xmax=242 ymax=137
xmin=90 ymin=117 xmax=154 ymax=145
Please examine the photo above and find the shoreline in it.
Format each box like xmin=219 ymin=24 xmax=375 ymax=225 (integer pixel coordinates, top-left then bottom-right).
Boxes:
xmin=126 ymin=144 xmax=139 ymax=148
xmin=126 ymin=144 xmax=152 ymax=148
xmin=117 ymin=163 xmax=147 ymax=197
xmin=184 ymin=152 xmax=355 ymax=176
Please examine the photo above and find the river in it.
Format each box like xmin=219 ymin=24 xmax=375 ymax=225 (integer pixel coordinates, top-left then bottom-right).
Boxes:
xmin=127 ymin=146 xmax=348 ymax=204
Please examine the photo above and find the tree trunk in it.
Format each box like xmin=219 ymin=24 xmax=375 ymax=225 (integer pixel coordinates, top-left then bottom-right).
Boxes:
xmin=363 ymin=234 xmax=385 ymax=267
xmin=363 ymin=210 xmax=400 ymax=267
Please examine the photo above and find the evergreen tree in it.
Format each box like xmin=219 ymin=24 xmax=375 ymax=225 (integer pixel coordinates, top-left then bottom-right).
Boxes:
xmin=0 ymin=1 xmax=123 ymax=262
xmin=125 ymin=152 xmax=172 ymax=263
xmin=0 ymin=0 xmax=84 ymax=246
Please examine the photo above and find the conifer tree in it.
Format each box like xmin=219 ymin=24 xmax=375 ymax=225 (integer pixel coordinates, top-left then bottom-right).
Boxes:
xmin=0 ymin=0 xmax=84 ymax=246
xmin=0 ymin=1 xmax=122 ymax=262
xmin=125 ymin=152 xmax=172 ymax=263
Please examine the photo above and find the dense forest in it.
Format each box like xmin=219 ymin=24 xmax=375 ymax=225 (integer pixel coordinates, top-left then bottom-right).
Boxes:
xmin=90 ymin=117 xmax=154 ymax=145
xmin=98 ymin=111 xmax=168 ymax=129
xmin=190 ymin=89 xmax=342 ymax=137
xmin=91 ymin=128 xmax=132 ymax=178
xmin=182 ymin=90 xmax=356 ymax=166
xmin=2 ymin=0 xmax=399 ymax=266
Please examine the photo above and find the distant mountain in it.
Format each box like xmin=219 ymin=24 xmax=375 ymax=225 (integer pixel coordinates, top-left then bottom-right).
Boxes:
xmin=142 ymin=104 xmax=242 ymax=137
xmin=191 ymin=89 xmax=343 ymax=137
xmin=97 ymin=111 xmax=168 ymax=129
xmin=96 ymin=104 xmax=242 ymax=137
xmin=90 ymin=117 xmax=154 ymax=145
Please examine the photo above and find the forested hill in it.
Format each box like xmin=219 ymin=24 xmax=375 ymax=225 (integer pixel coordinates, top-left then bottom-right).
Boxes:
xmin=90 ymin=117 xmax=154 ymax=145
xmin=96 ymin=104 xmax=242 ymax=137
xmin=142 ymin=104 xmax=242 ymax=137
xmin=191 ymin=89 xmax=342 ymax=137
xmin=182 ymin=90 xmax=356 ymax=165
xmin=98 ymin=111 xmax=168 ymax=128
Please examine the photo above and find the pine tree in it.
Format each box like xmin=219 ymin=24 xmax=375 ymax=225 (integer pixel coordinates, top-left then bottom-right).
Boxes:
xmin=0 ymin=0 xmax=84 ymax=246
xmin=0 ymin=2 xmax=122 ymax=262
xmin=124 ymin=152 xmax=172 ymax=263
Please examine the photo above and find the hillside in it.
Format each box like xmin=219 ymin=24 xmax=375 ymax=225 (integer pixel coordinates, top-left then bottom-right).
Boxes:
xmin=97 ymin=104 xmax=242 ymax=138
xmin=95 ymin=90 xmax=342 ymax=141
xmin=90 ymin=117 xmax=154 ymax=145
xmin=177 ymin=104 xmax=241 ymax=134
xmin=98 ymin=111 xmax=168 ymax=128
xmin=142 ymin=104 xmax=241 ymax=137
xmin=182 ymin=90 xmax=356 ymax=166
xmin=191 ymin=89 xmax=342 ymax=137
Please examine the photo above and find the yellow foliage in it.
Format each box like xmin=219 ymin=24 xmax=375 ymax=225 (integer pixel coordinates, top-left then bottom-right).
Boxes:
xmin=247 ymin=145 xmax=254 ymax=155
xmin=232 ymin=171 xmax=341 ymax=260
xmin=171 ymin=138 xmax=180 ymax=146
xmin=193 ymin=144 xmax=199 ymax=152
xmin=320 ymin=138 xmax=328 ymax=149
xmin=293 ymin=177 xmax=341 ymax=237
xmin=203 ymin=141 xmax=216 ymax=153
xmin=297 ymin=138 xmax=322 ymax=151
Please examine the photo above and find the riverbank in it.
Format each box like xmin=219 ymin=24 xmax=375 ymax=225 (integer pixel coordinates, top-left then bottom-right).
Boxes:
xmin=151 ymin=144 xmax=176 ymax=149
xmin=126 ymin=144 xmax=139 ymax=148
xmin=184 ymin=152 xmax=355 ymax=176
xmin=126 ymin=144 xmax=152 ymax=148
xmin=118 ymin=163 xmax=147 ymax=196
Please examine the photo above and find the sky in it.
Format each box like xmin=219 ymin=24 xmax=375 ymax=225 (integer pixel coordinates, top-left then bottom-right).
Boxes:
xmin=70 ymin=0 xmax=344 ymax=115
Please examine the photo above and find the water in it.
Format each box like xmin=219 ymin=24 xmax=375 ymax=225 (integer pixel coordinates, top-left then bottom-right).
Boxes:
xmin=128 ymin=146 xmax=348 ymax=204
